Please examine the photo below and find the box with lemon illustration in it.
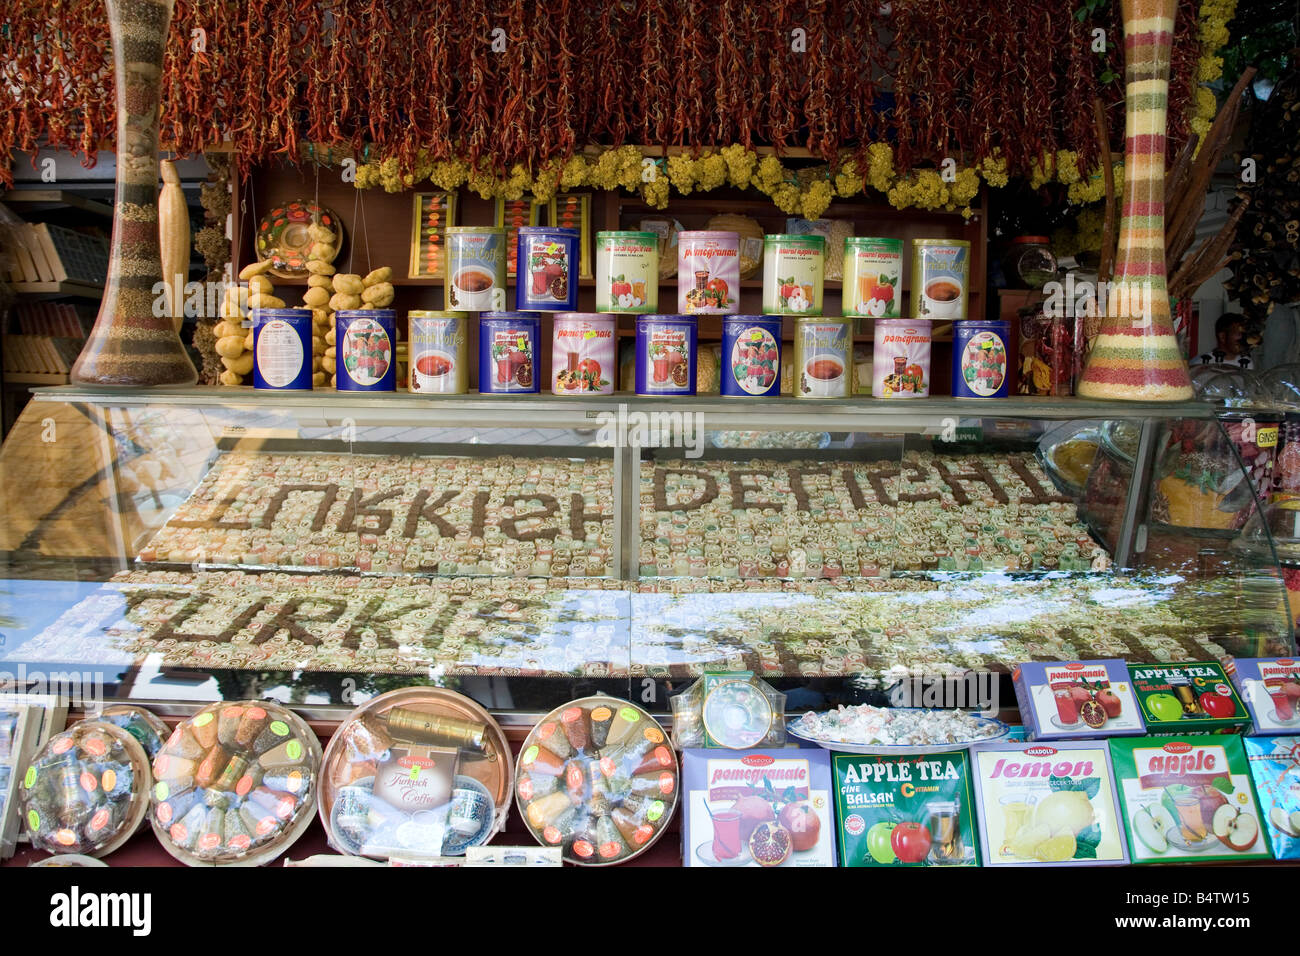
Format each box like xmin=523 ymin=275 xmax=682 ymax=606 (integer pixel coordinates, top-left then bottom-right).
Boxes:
xmin=1127 ymin=661 xmax=1250 ymax=735
xmin=970 ymin=740 xmax=1129 ymax=865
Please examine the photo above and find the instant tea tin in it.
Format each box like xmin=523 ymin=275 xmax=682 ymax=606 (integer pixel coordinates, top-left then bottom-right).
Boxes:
xmin=791 ymin=316 xmax=851 ymax=399
xmin=721 ymin=315 xmax=782 ymax=398
xmin=515 ymin=226 xmax=580 ymax=312
xmin=911 ymin=239 xmax=970 ymax=319
xmin=335 ymin=309 xmax=397 ymax=391
xmin=408 ymin=310 xmax=468 ymax=394
xmin=635 ymin=314 xmax=698 ymax=395
xmin=251 ymin=307 xmax=314 ymax=390
xmin=873 ymin=318 xmax=932 ymax=398
xmin=762 ymin=234 xmax=825 ymax=315
xmin=843 ymin=237 xmax=903 ymax=318
xmin=678 ymin=230 xmax=740 ymax=314
xmin=596 ymin=231 xmax=658 ymax=313
xmin=444 ymin=226 xmax=508 ymax=312
xmin=479 ymin=311 xmax=541 ymax=393
xmin=953 ymin=320 xmax=1010 ymax=398
xmin=552 ymin=312 xmax=616 ymax=395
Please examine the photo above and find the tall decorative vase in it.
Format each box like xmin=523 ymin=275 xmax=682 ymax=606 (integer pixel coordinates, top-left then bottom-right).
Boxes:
xmin=70 ymin=0 xmax=197 ymax=387
xmin=1076 ymin=0 xmax=1193 ymax=401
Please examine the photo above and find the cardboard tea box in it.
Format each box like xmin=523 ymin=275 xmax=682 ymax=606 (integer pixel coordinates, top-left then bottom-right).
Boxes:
xmin=1012 ymin=660 xmax=1145 ymax=740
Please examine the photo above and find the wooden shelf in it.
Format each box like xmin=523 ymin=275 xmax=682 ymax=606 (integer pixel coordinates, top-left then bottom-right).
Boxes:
xmin=1 ymin=189 xmax=113 ymax=219
xmin=11 ymin=280 xmax=103 ymax=299
xmin=3 ymin=372 xmax=68 ymax=386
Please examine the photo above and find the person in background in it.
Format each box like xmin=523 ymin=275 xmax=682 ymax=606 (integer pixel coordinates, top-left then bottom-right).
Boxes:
xmin=1213 ymin=312 xmax=1251 ymax=368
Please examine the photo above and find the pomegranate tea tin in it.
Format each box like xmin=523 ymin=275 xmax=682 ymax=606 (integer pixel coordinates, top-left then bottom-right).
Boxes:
xmin=479 ymin=311 xmax=540 ymax=393
xmin=596 ymin=231 xmax=658 ymax=313
xmin=444 ymin=226 xmax=508 ymax=311
xmin=721 ymin=315 xmax=782 ymax=398
xmin=791 ymin=316 xmax=851 ymax=399
xmin=552 ymin=312 xmax=616 ymax=395
xmin=251 ymin=307 xmax=313 ymax=390
xmin=953 ymin=320 xmax=1011 ymax=398
xmin=873 ymin=318 xmax=932 ymax=398
xmin=515 ymin=226 xmax=579 ymax=312
xmin=843 ymin=237 xmax=903 ymax=318
xmin=335 ymin=309 xmax=396 ymax=391
xmin=911 ymin=239 xmax=970 ymax=320
xmin=762 ymin=234 xmax=824 ymax=315
xmin=678 ymin=230 xmax=739 ymax=314
xmin=635 ymin=314 xmax=698 ymax=395
xmin=408 ymin=310 xmax=468 ymax=394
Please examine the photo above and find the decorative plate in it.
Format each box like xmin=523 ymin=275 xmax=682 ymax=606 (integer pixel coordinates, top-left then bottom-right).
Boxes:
xmin=255 ymin=200 xmax=343 ymax=278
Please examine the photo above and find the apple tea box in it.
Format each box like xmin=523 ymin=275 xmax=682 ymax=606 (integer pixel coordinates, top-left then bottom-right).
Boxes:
xmin=1126 ymin=661 xmax=1250 ymax=735
xmin=1012 ymin=660 xmax=1145 ymax=740
xmin=970 ymin=740 xmax=1128 ymax=866
xmin=1109 ymin=736 xmax=1271 ymax=864
xmin=1243 ymin=736 xmax=1300 ymax=860
xmin=1231 ymin=658 xmax=1300 ymax=735
xmin=831 ymin=752 xmax=980 ymax=867
xmin=681 ymin=749 xmax=836 ymax=867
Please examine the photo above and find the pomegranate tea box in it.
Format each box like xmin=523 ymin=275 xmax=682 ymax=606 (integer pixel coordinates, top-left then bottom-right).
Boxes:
xmin=831 ymin=751 xmax=980 ymax=867
xmin=1011 ymin=660 xmax=1145 ymax=740
xmin=681 ymin=749 xmax=836 ymax=867
xmin=1231 ymin=658 xmax=1300 ymax=734
xmin=1126 ymin=661 xmax=1251 ymax=735
xmin=1242 ymin=736 xmax=1300 ymax=859
xmin=1109 ymin=736 xmax=1271 ymax=864
xmin=970 ymin=740 xmax=1129 ymax=866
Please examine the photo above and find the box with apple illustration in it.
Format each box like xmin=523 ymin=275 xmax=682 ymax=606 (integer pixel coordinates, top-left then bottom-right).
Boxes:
xmin=831 ymin=751 xmax=980 ymax=867
xmin=1109 ymin=736 xmax=1271 ymax=863
xmin=1243 ymin=736 xmax=1300 ymax=860
xmin=1012 ymin=659 xmax=1144 ymax=740
xmin=1231 ymin=658 xmax=1300 ymax=735
xmin=970 ymin=740 xmax=1129 ymax=865
xmin=1126 ymin=661 xmax=1251 ymax=735
xmin=681 ymin=749 xmax=836 ymax=867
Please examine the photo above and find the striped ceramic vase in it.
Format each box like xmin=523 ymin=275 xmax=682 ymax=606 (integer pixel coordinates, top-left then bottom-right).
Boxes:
xmin=70 ymin=0 xmax=197 ymax=387
xmin=1076 ymin=0 xmax=1192 ymax=401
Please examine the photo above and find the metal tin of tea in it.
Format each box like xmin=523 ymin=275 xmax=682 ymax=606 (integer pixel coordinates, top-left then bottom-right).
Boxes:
xmin=762 ymin=234 xmax=824 ymax=315
xmin=843 ymin=237 xmax=903 ymax=318
xmin=408 ymin=310 xmax=468 ymax=394
xmin=479 ymin=312 xmax=541 ymax=393
xmin=677 ymin=231 xmax=739 ymax=314
xmin=251 ymin=308 xmax=313 ymax=390
xmin=596 ymin=231 xmax=658 ymax=313
xmin=873 ymin=318 xmax=932 ymax=398
xmin=791 ymin=316 xmax=851 ymax=399
xmin=335 ymin=309 xmax=397 ymax=391
xmin=953 ymin=320 xmax=1011 ymax=398
xmin=444 ymin=227 xmax=508 ymax=312
xmin=552 ymin=313 xmax=616 ymax=396
xmin=721 ymin=316 xmax=782 ymax=398
xmin=635 ymin=315 xmax=698 ymax=395
xmin=515 ymin=227 xmax=580 ymax=312
xmin=911 ymin=239 xmax=970 ymax=320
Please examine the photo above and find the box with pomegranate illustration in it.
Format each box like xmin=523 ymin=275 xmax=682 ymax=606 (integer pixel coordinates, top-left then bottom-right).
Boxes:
xmin=1109 ymin=736 xmax=1271 ymax=863
xmin=831 ymin=752 xmax=980 ymax=867
xmin=1126 ymin=662 xmax=1250 ymax=735
xmin=1012 ymin=660 xmax=1144 ymax=740
xmin=1231 ymin=658 xmax=1300 ymax=735
xmin=682 ymin=750 xmax=835 ymax=867
xmin=970 ymin=740 xmax=1129 ymax=865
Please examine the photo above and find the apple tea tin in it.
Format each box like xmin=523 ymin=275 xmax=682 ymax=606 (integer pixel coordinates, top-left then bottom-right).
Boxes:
xmin=791 ymin=316 xmax=851 ymax=399
xmin=873 ymin=318 xmax=932 ymax=398
xmin=515 ymin=226 xmax=579 ymax=312
xmin=596 ymin=231 xmax=658 ymax=313
xmin=479 ymin=311 xmax=540 ymax=393
xmin=721 ymin=315 xmax=782 ymax=398
xmin=843 ymin=237 xmax=903 ymax=318
xmin=635 ymin=314 xmax=697 ymax=395
xmin=552 ymin=312 xmax=615 ymax=395
xmin=251 ymin=308 xmax=314 ymax=390
xmin=953 ymin=320 xmax=1011 ymax=399
xmin=444 ymin=226 xmax=508 ymax=312
xmin=1126 ymin=661 xmax=1251 ymax=735
xmin=408 ymin=310 xmax=468 ymax=394
xmin=911 ymin=238 xmax=970 ymax=320
xmin=678 ymin=230 xmax=739 ymax=314
xmin=335 ymin=309 xmax=396 ymax=391
xmin=762 ymin=234 xmax=825 ymax=315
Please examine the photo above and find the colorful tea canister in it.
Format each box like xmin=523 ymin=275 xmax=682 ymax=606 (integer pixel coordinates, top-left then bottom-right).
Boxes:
xmin=479 ymin=311 xmax=541 ymax=394
xmin=762 ymin=234 xmax=825 ymax=315
xmin=515 ymin=227 xmax=580 ymax=312
xmin=721 ymin=316 xmax=782 ymax=398
xmin=678 ymin=231 xmax=740 ymax=314
xmin=791 ymin=316 xmax=851 ymax=399
xmin=911 ymin=239 xmax=970 ymax=320
xmin=335 ymin=309 xmax=397 ymax=392
xmin=873 ymin=318 xmax=932 ymax=398
xmin=843 ymin=237 xmax=903 ymax=318
xmin=444 ymin=226 xmax=508 ymax=312
xmin=552 ymin=313 xmax=616 ymax=395
xmin=953 ymin=320 xmax=1011 ymax=398
xmin=251 ymin=308 xmax=313 ymax=390
xmin=635 ymin=315 xmax=698 ymax=395
xmin=596 ymin=231 xmax=659 ymax=313
xmin=408 ymin=311 xmax=468 ymax=394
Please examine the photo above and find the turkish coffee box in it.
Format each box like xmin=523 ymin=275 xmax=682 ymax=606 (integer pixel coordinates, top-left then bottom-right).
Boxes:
xmin=831 ymin=752 xmax=980 ymax=867
xmin=681 ymin=749 xmax=836 ymax=867
xmin=1126 ymin=661 xmax=1251 ymax=735
xmin=1243 ymin=736 xmax=1300 ymax=859
xmin=970 ymin=740 xmax=1128 ymax=866
xmin=1012 ymin=659 xmax=1145 ymax=740
xmin=1231 ymin=658 xmax=1300 ymax=735
xmin=1109 ymin=736 xmax=1271 ymax=864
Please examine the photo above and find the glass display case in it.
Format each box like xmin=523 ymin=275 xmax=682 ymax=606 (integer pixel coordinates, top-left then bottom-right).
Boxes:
xmin=0 ymin=386 xmax=1292 ymax=720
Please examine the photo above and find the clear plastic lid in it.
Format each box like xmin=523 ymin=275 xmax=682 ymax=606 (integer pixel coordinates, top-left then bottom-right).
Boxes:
xmin=1236 ymin=500 xmax=1300 ymax=565
xmin=1192 ymin=365 xmax=1261 ymax=408
xmin=98 ymin=704 xmax=169 ymax=760
xmin=1255 ymin=364 xmax=1300 ymax=412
